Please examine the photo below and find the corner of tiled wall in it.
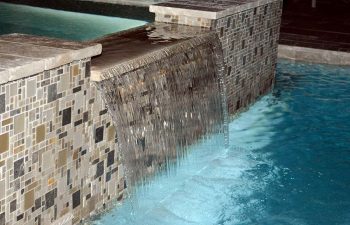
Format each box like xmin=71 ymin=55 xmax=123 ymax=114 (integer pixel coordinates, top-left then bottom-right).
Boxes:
xmin=0 ymin=59 xmax=125 ymax=225
xmin=153 ymin=0 xmax=283 ymax=115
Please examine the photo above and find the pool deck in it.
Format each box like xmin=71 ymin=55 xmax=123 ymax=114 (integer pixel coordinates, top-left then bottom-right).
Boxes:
xmin=278 ymin=0 xmax=350 ymax=65
xmin=0 ymin=34 xmax=101 ymax=84
xmin=280 ymin=0 xmax=350 ymax=53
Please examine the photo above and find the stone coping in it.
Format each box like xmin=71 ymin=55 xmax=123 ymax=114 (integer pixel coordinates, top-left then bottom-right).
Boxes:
xmin=79 ymin=0 xmax=154 ymax=7
xmin=278 ymin=44 xmax=350 ymax=66
xmin=90 ymin=22 xmax=211 ymax=81
xmin=150 ymin=0 xmax=279 ymax=19
xmin=0 ymin=33 xmax=102 ymax=85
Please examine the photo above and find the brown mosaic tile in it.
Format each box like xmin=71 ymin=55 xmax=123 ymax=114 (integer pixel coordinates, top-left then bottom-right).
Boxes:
xmin=57 ymin=149 xmax=67 ymax=168
xmin=27 ymin=181 xmax=38 ymax=191
xmin=13 ymin=145 xmax=24 ymax=154
xmin=71 ymin=65 xmax=80 ymax=77
xmin=35 ymin=124 xmax=46 ymax=144
xmin=2 ymin=118 xmax=12 ymax=126
xmin=107 ymin=126 xmax=116 ymax=142
xmin=47 ymin=177 xmax=55 ymax=186
xmin=0 ymin=133 xmax=9 ymax=153
xmin=24 ymin=189 xmax=34 ymax=210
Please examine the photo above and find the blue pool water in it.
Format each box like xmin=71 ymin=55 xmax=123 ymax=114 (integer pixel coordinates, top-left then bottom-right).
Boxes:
xmin=92 ymin=60 xmax=350 ymax=225
xmin=0 ymin=2 xmax=147 ymax=41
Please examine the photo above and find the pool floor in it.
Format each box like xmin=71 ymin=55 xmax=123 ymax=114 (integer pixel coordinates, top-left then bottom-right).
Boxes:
xmin=91 ymin=60 xmax=350 ymax=225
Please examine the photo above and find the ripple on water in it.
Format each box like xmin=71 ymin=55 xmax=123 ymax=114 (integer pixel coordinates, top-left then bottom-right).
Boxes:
xmin=91 ymin=60 xmax=350 ymax=225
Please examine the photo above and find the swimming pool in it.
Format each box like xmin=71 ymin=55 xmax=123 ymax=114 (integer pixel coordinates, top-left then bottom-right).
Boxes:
xmin=0 ymin=2 xmax=147 ymax=41
xmin=90 ymin=59 xmax=350 ymax=225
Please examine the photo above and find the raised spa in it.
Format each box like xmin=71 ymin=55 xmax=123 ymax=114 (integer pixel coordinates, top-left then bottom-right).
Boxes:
xmin=0 ymin=2 xmax=147 ymax=41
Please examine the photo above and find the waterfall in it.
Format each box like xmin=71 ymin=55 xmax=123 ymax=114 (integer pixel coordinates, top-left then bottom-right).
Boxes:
xmin=96 ymin=32 xmax=228 ymax=188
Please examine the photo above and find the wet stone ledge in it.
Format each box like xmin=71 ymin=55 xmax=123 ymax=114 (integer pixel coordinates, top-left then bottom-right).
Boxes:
xmin=89 ymin=22 xmax=211 ymax=81
xmin=0 ymin=34 xmax=102 ymax=85
xmin=150 ymin=0 xmax=279 ymax=21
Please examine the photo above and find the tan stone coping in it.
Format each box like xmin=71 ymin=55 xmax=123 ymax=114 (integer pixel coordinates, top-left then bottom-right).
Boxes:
xmin=78 ymin=0 xmax=154 ymax=7
xmin=149 ymin=0 xmax=279 ymax=20
xmin=278 ymin=44 xmax=350 ymax=66
xmin=0 ymin=34 xmax=102 ymax=85
xmin=90 ymin=23 xmax=211 ymax=82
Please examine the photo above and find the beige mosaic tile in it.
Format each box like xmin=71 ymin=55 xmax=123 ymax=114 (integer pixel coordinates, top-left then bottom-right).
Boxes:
xmin=13 ymin=114 xmax=24 ymax=135
xmin=2 ymin=118 xmax=12 ymax=126
xmin=57 ymin=149 xmax=67 ymax=168
xmin=24 ymin=190 xmax=34 ymax=211
xmin=71 ymin=65 xmax=79 ymax=76
xmin=0 ymin=59 xmax=123 ymax=225
xmin=35 ymin=124 xmax=46 ymax=144
xmin=0 ymin=133 xmax=9 ymax=153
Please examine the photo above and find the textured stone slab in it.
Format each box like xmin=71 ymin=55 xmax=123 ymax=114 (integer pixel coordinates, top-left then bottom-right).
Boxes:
xmin=278 ymin=44 xmax=350 ymax=65
xmin=150 ymin=0 xmax=279 ymax=19
xmin=0 ymin=54 xmax=45 ymax=82
xmin=0 ymin=34 xmax=102 ymax=85
xmin=0 ymin=34 xmax=91 ymax=50
xmin=0 ymin=69 xmax=10 ymax=84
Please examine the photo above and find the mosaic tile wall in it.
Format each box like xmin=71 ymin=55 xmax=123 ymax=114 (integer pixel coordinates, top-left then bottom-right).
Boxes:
xmin=0 ymin=59 xmax=124 ymax=225
xmin=154 ymin=0 xmax=283 ymax=114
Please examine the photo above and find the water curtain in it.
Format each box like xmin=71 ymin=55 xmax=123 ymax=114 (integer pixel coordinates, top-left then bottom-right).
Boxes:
xmin=97 ymin=32 xmax=228 ymax=187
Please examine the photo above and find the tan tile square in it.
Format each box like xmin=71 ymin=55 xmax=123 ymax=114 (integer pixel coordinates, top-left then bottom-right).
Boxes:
xmin=107 ymin=126 xmax=116 ymax=142
xmin=71 ymin=65 xmax=79 ymax=76
xmin=24 ymin=189 xmax=34 ymax=210
xmin=14 ymin=113 xmax=25 ymax=134
xmin=0 ymin=133 xmax=9 ymax=153
xmin=36 ymin=124 xmax=45 ymax=144
xmin=2 ymin=118 xmax=12 ymax=126
xmin=57 ymin=149 xmax=67 ymax=168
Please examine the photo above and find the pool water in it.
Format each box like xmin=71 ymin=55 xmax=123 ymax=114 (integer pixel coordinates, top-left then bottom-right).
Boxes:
xmin=0 ymin=2 xmax=147 ymax=41
xmin=91 ymin=60 xmax=350 ymax=225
